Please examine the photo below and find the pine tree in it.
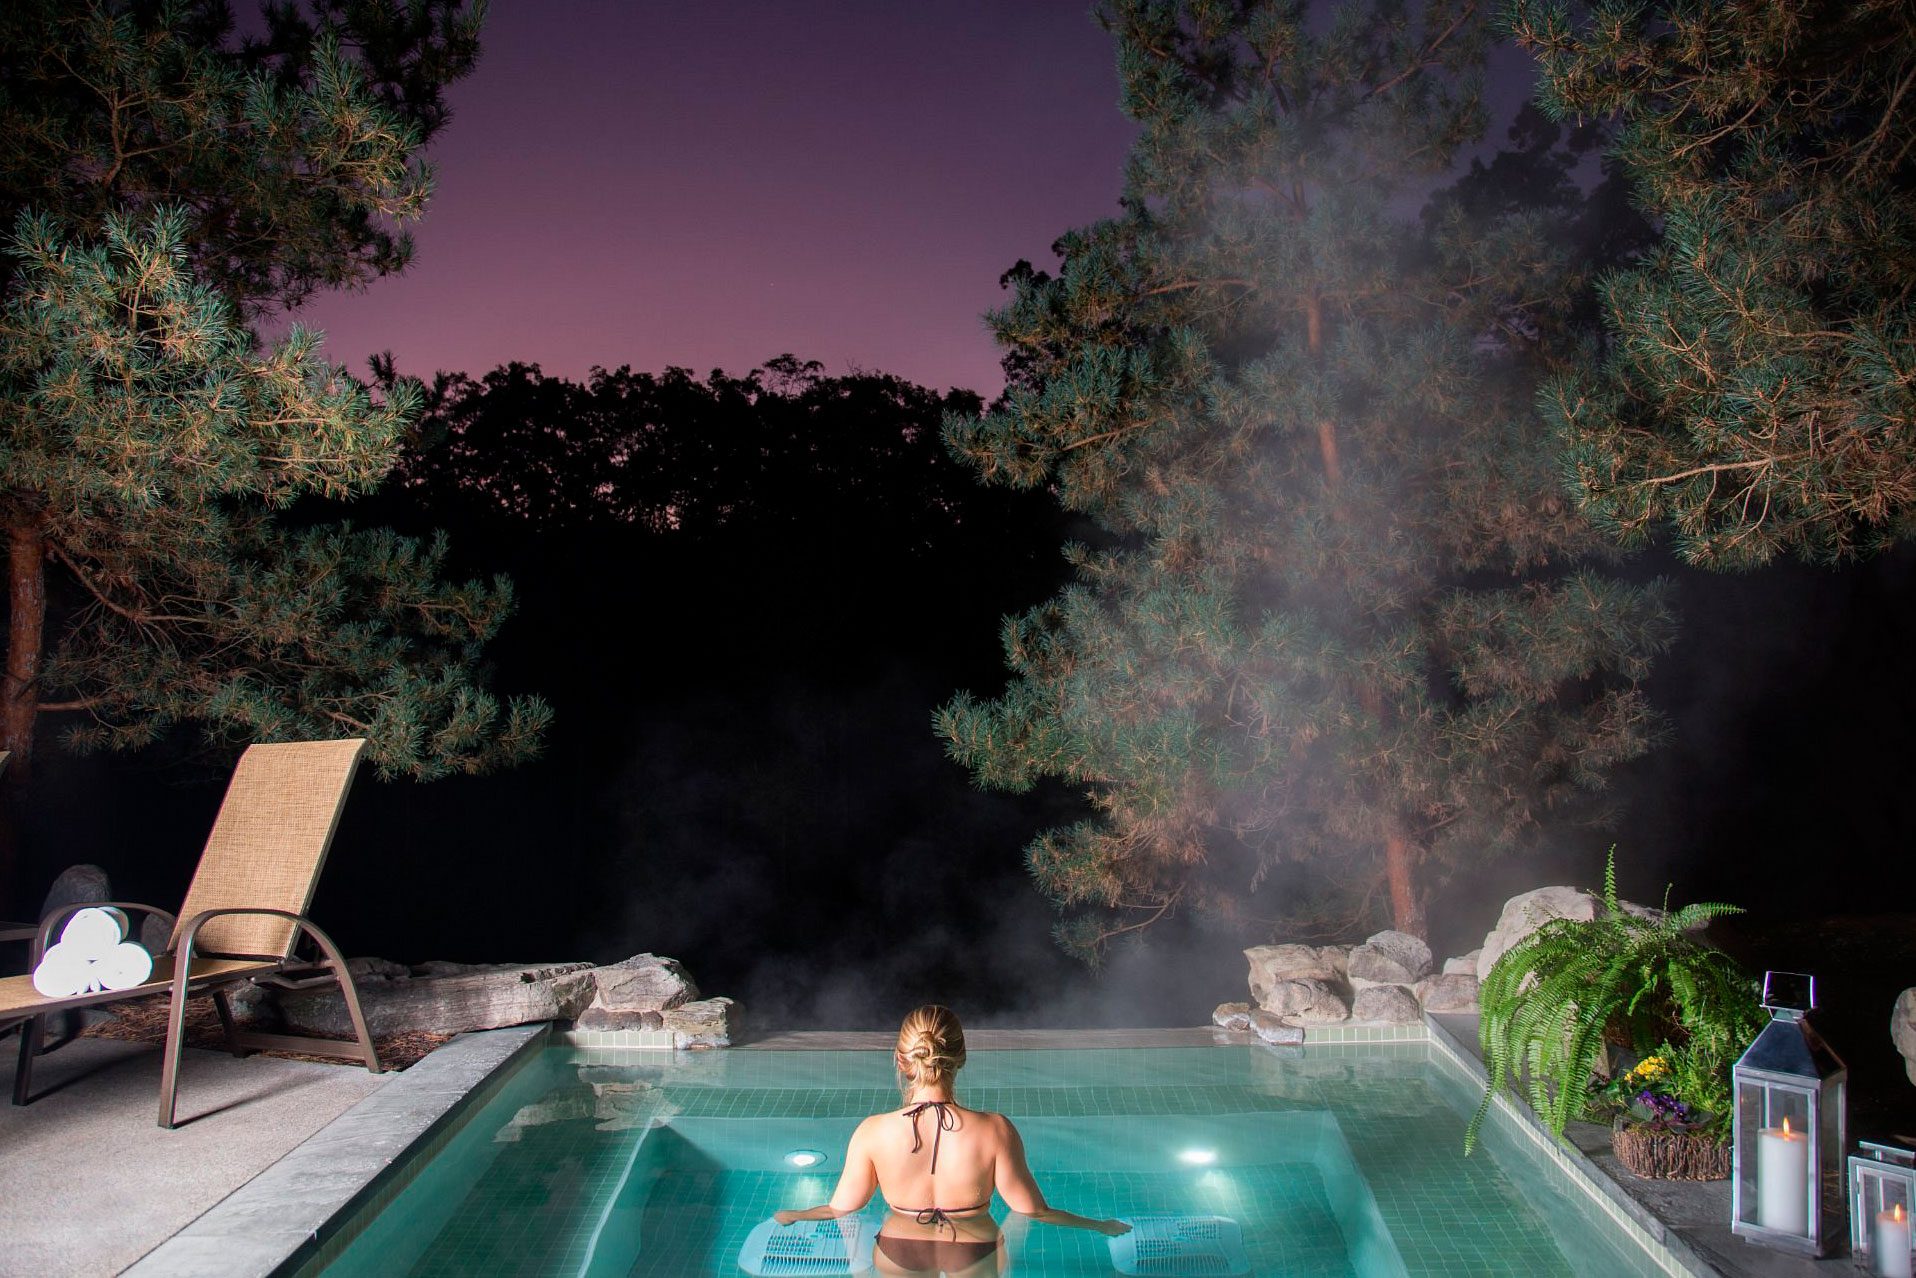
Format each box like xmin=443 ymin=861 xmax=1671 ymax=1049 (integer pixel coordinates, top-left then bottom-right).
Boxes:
xmin=937 ymin=0 xmax=1675 ymax=954
xmin=0 ymin=1 xmax=549 ymax=785
xmin=1511 ymin=0 xmax=1916 ymax=567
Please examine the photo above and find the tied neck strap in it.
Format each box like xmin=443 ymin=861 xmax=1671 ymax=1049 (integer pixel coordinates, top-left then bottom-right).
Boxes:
xmin=902 ymin=1099 xmax=958 ymax=1174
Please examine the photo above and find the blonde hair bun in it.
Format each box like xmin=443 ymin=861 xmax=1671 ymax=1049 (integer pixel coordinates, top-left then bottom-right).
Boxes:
xmin=895 ymin=1005 xmax=966 ymax=1090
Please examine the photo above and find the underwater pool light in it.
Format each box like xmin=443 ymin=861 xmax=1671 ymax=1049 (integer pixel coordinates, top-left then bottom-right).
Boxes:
xmin=785 ymin=1149 xmax=826 ymax=1168
xmin=1178 ymin=1148 xmax=1218 ymax=1166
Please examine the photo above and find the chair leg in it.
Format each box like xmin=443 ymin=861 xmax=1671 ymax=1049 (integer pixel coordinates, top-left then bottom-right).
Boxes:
xmin=11 ymin=1015 xmax=42 ymax=1106
xmin=300 ymin=922 xmax=382 ymax=1075
xmin=158 ymin=961 xmax=194 ymax=1129
xmin=211 ymin=990 xmax=249 ymax=1058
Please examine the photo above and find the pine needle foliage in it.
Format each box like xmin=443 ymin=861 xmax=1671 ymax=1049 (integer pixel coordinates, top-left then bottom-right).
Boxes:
xmin=1466 ymin=849 xmax=1763 ymax=1152
xmin=937 ymin=0 xmax=1676 ymax=958
xmin=0 ymin=1 xmax=547 ymax=782
xmin=1509 ymin=0 xmax=1916 ymax=567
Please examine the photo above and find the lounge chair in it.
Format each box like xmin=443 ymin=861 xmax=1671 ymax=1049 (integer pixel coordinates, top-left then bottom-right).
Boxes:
xmin=0 ymin=738 xmax=383 ymax=1127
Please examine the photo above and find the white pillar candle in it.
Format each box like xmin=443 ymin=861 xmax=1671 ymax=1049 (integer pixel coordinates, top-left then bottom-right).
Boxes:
xmin=1757 ymin=1122 xmax=1809 ymax=1235
xmin=1875 ymin=1203 xmax=1911 ymax=1278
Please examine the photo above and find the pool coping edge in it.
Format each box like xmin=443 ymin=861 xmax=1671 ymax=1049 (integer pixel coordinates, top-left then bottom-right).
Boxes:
xmin=121 ymin=1022 xmax=549 ymax=1278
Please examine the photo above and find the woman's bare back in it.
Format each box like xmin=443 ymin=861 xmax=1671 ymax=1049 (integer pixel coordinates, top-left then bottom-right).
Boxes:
xmin=859 ymin=1102 xmax=1015 ymax=1223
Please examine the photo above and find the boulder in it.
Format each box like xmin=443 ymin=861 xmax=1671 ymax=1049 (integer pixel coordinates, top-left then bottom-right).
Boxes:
xmin=1257 ymin=977 xmax=1350 ymax=1024
xmin=38 ymin=864 xmax=112 ymax=924
xmin=1442 ymin=950 xmax=1481 ymax=976
xmin=1415 ymin=973 xmax=1480 ymax=1013
xmin=1894 ymin=988 xmax=1916 ymax=1087
xmin=1348 ymin=930 xmax=1432 ymax=986
xmin=1248 ymin=1009 xmax=1305 ymax=1045
xmin=577 ymin=953 xmax=698 ymax=1030
xmin=1246 ymin=945 xmax=1347 ymax=1006
xmin=347 ymin=956 xmax=410 ymax=982
xmin=1477 ymin=886 xmax=1602 ymax=981
xmin=276 ymin=960 xmax=598 ymax=1039
xmin=1351 ymin=985 xmax=1422 ymax=1024
xmin=663 ymin=996 xmax=734 ymax=1049
xmin=224 ymin=981 xmax=277 ymax=1025
xmin=1212 ymin=1002 xmax=1254 ymax=1033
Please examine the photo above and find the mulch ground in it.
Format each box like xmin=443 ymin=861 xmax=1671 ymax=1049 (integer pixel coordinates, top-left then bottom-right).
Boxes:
xmin=79 ymin=995 xmax=452 ymax=1070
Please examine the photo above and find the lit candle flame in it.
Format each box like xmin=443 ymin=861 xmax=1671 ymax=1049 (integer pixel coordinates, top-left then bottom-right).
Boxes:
xmin=1781 ymin=1116 xmax=1792 ymax=1137
xmin=1897 ymin=1202 xmax=1907 ymax=1224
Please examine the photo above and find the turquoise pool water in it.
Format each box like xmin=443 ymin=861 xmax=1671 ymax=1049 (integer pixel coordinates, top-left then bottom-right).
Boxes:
xmin=316 ymin=1042 xmax=1670 ymax=1277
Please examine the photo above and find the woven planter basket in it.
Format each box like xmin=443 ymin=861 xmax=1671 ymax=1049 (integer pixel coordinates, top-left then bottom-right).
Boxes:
xmin=1612 ymin=1121 xmax=1731 ymax=1181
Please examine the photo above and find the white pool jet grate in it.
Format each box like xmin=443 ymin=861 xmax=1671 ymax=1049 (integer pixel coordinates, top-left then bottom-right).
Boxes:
xmin=736 ymin=1216 xmax=877 ymax=1276
xmin=1108 ymin=1215 xmax=1251 ymax=1277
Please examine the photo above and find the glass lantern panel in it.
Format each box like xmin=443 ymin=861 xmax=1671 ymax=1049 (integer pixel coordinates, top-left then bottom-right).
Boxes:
xmin=1816 ymin=1078 xmax=1847 ymax=1243
xmin=1737 ymin=1083 xmax=1814 ymax=1233
xmin=1880 ymin=1177 xmax=1913 ymax=1218
xmin=1735 ymin=1083 xmax=1764 ymax=1226
xmin=1872 ymin=1198 xmax=1914 ymax=1277
xmin=1767 ymin=1085 xmax=1811 ymax=1134
xmin=1860 ymin=1170 xmax=1915 ymax=1278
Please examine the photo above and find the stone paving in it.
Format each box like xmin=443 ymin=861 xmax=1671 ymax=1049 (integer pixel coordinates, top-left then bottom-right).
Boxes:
xmin=0 ymin=1033 xmax=388 ymax=1278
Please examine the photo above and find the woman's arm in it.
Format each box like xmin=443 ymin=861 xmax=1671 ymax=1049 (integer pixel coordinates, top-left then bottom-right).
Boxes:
xmin=775 ymin=1118 xmax=879 ymax=1226
xmin=993 ymin=1117 xmax=1130 ymax=1236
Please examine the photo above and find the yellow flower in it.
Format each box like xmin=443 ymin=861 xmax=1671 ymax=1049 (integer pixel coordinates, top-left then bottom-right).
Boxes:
xmin=1630 ymin=1056 xmax=1669 ymax=1082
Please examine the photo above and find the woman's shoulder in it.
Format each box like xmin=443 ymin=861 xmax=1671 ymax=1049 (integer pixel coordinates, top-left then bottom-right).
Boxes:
xmin=962 ymin=1105 xmax=1014 ymax=1132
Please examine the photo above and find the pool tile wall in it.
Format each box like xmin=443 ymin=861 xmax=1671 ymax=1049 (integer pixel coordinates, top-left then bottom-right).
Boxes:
xmin=1423 ymin=1016 xmax=1714 ymax=1278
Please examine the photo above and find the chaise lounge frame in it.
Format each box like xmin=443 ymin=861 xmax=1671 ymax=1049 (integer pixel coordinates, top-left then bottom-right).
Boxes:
xmin=0 ymin=738 xmax=384 ymax=1128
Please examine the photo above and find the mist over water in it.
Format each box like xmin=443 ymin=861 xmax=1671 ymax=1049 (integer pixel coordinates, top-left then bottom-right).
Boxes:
xmin=8 ymin=538 xmax=1913 ymax=1029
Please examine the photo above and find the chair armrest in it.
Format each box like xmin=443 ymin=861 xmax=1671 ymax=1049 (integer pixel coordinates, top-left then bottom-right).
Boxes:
xmin=176 ymin=907 xmax=347 ymax=969
xmin=30 ymin=901 xmax=180 ymax=963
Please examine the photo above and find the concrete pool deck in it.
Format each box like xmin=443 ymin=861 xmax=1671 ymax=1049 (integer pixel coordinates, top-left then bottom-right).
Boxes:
xmin=0 ymin=1020 xmax=1874 ymax=1277
xmin=0 ymin=1033 xmax=390 ymax=1277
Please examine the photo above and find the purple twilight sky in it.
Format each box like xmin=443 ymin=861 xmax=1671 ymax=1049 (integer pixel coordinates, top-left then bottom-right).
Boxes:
xmin=290 ymin=2 xmax=1140 ymax=399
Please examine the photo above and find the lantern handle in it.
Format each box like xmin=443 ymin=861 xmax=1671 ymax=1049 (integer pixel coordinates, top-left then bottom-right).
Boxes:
xmin=1761 ymin=970 xmax=1815 ymax=1014
xmin=1861 ymin=1140 xmax=1916 ymax=1167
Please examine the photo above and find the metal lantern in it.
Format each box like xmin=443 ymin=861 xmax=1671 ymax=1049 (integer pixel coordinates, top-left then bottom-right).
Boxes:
xmin=1850 ymin=1142 xmax=1915 ymax=1278
xmin=1731 ymin=971 xmax=1848 ymax=1256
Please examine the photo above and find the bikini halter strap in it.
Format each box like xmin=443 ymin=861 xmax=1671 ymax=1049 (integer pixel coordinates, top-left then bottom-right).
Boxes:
xmin=902 ymin=1099 xmax=959 ymax=1174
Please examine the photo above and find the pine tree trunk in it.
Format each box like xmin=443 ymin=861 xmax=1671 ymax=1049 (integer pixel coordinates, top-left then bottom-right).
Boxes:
xmin=1 ymin=507 xmax=44 ymax=909
xmin=1309 ymin=289 xmax=1426 ymax=938
xmin=1386 ymin=831 xmax=1425 ymax=939
xmin=3 ymin=508 xmax=44 ymax=775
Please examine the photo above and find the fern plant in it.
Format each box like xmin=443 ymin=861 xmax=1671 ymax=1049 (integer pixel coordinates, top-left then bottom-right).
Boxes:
xmin=1465 ymin=850 xmax=1763 ymax=1152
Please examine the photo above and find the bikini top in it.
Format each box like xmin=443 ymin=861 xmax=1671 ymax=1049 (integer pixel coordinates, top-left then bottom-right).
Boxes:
xmin=896 ymin=1100 xmax=989 ymax=1230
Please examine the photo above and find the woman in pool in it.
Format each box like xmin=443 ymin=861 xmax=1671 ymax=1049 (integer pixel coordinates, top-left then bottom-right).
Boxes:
xmin=774 ymin=1004 xmax=1129 ymax=1275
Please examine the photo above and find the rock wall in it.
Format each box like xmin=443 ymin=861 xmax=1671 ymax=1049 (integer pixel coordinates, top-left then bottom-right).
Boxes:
xmin=1221 ymin=885 xmax=1694 ymax=1037
xmin=1225 ymin=928 xmax=1475 ymax=1034
xmin=263 ymin=952 xmax=735 ymax=1047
